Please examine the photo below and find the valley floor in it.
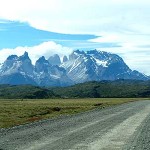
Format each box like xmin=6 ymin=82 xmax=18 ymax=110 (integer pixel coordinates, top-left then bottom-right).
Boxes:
xmin=0 ymin=98 xmax=144 ymax=128
xmin=0 ymin=99 xmax=150 ymax=149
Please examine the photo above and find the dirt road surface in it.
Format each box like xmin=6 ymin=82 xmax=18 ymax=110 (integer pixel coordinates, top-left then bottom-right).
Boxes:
xmin=1 ymin=100 xmax=150 ymax=150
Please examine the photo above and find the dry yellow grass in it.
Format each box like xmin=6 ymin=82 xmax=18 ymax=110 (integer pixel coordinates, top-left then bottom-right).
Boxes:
xmin=0 ymin=98 xmax=149 ymax=128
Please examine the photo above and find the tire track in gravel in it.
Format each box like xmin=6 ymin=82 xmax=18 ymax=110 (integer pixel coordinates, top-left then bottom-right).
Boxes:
xmin=0 ymin=100 xmax=150 ymax=150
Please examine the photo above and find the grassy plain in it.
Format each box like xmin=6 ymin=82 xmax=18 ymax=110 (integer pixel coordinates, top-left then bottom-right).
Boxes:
xmin=0 ymin=98 xmax=149 ymax=128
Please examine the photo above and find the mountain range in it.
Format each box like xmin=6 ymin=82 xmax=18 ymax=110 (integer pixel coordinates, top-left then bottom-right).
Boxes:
xmin=0 ymin=50 xmax=149 ymax=86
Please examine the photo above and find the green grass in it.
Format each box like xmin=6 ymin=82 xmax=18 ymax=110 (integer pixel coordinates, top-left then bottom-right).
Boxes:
xmin=0 ymin=98 xmax=149 ymax=128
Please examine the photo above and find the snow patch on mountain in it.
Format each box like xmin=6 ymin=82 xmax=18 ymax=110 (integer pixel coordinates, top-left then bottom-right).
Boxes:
xmin=94 ymin=58 xmax=108 ymax=67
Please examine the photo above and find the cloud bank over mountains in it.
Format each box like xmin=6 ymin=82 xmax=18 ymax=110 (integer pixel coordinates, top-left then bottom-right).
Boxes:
xmin=0 ymin=41 xmax=72 ymax=65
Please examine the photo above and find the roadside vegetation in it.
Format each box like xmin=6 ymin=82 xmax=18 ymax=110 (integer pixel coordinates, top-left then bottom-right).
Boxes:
xmin=0 ymin=98 xmax=149 ymax=128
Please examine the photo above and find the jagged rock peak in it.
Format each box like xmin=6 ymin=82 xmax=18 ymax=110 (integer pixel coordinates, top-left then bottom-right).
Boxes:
xmin=36 ymin=56 xmax=48 ymax=63
xmin=63 ymin=55 xmax=68 ymax=62
xmin=19 ymin=51 xmax=30 ymax=60
xmin=86 ymin=49 xmax=111 ymax=56
xmin=48 ymin=54 xmax=61 ymax=66
xmin=86 ymin=49 xmax=99 ymax=54
xmin=6 ymin=55 xmax=18 ymax=60
xmin=74 ymin=50 xmax=85 ymax=55
xmin=69 ymin=50 xmax=86 ymax=60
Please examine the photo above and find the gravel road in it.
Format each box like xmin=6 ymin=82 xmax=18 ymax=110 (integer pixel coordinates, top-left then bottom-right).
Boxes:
xmin=1 ymin=100 xmax=150 ymax=150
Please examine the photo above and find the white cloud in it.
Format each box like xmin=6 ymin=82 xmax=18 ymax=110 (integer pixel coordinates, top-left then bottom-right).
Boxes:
xmin=0 ymin=0 xmax=149 ymax=34
xmin=0 ymin=0 xmax=150 ymax=74
xmin=0 ymin=41 xmax=72 ymax=64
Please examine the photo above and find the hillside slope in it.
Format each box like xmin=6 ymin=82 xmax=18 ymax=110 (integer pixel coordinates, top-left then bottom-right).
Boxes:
xmin=0 ymin=80 xmax=150 ymax=99
xmin=52 ymin=80 xmax=150 ymax=98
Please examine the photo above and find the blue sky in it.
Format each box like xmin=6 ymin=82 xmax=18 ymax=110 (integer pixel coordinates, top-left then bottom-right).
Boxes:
xmin=0 ymin=20 xmax=121 ymax=50
xmin=0 ymin=0 xmax=150 ymax=75
xmin=0 ymin=20 xmax=99 ymax=49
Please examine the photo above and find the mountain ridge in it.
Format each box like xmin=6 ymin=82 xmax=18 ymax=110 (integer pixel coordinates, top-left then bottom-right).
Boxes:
xmin=0 ymin=50 xmax=149 ymax=86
